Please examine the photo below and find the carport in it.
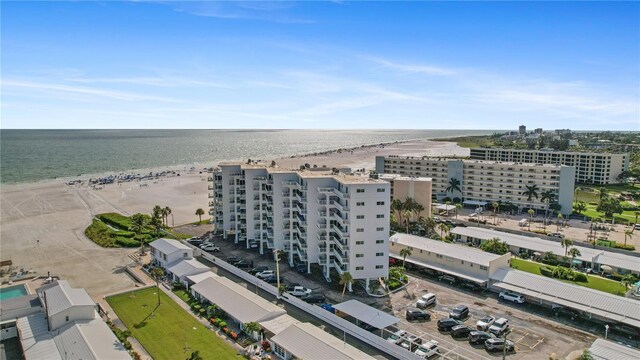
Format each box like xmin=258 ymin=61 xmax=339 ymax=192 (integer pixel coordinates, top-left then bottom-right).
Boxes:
xmin=435 ymin=204 xmax=456 ymax=215
xmin=402 ymin=257 xmax=489 ymax=285
xmin=332 ymin=300 xmax=399 ymax=336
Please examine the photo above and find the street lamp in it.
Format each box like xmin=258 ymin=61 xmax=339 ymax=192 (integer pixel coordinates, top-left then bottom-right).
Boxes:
xmin=605 ymin=324 xmax=609 ymax=339
xmin=274 ymin=249 xmax=281 ymax=299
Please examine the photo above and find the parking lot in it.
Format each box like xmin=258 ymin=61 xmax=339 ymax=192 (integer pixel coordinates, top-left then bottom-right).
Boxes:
xmin=388 ymin=273 xmax=596 ymax=359
xmin=193 ymin=235 xmax=597 ymax=359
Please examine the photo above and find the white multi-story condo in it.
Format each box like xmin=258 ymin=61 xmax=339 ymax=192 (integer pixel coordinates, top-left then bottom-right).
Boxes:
xmin=375 ymin=156 xmax=575 ymax=215
xmin=469 ymin=148 xmax=629 ymax=185
xmin=210 ymin=164 xmax=391 ymax=288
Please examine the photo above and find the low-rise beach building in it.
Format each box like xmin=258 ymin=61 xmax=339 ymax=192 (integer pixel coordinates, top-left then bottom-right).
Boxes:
xmin=149 ymin=238 xmax=193 ymax=268
xmin=389 ymin=233 xmax=511 ymax=286
xmin=165 ymin=258 xmax=210 ymax=288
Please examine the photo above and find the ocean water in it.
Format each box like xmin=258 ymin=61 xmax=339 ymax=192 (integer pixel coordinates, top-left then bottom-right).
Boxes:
xmin=0 ymin=129 xmax=494 ymax=184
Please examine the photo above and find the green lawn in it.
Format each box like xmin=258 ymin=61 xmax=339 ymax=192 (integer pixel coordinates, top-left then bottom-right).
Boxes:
xmin=510 ymin=258 xmax=627 ymax=296
xmin=107 ymin=288 xmax=240 ymax=360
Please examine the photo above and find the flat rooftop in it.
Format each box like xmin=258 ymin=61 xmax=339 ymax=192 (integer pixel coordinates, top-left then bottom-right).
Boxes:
xmin=390 ymin=233 xmax=504 ymax=266
xmin=382 ymin=156 xmax=565 ymax=168
xmin=217 ymin=163 xmax=387 ymax=184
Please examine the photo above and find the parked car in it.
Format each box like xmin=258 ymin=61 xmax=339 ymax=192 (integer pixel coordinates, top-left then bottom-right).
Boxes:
xmin=359 ymin=322 xmax=376 ymax=331
xmin=406 ymin=307 xmax=431 ymax=321
xmin=552 ymin=305 xmax=581 ymax=321
xmin=320 ymin=303 xmax=335 ymax=314
xmin=468 ymin=331 xmax=494 ymax=345
xmin=438 ymin=274 xmax=457 ymax=285
xmin=450 ymin=325 xmax=475 ymax=338
xmin=437 ymin=318 xmax=463 ymax=332
xmin=296 ymin=263 xmax=307 ymax=273
xmin=488 ymin=318 xmax=510 ymax=336
xmin=235 ymin=260 xmax=254 ymax=269
xmin=499 ymin=291 xmax=525 ymax=304
xmin=414 ymin=340 xmax=439 ymax=358
xmin=484 ymin=338 xmax=515 ymax=352
xmin=201 ymin=244 xmax=220 ymax=252
xmin=263 ymin=275 xmax=283 ymax=284
xmin=416 ymin=293 xmax=437 ymax=309
xmin=610 ymin=323 xmax=640 ymax=340
xmin=187 ymin=239 xmax=203 ymax=247
xmin=476 ymin=315 xmax=495 ymax=331
xmin=256 ymin=270 xmax=275 ymax=279
xmin=301 ymin=293 xmax=326 ymax=304
xmin=396 ymin=335 xmax=423 ymax=352
xmin=288 ymin=286 xmax=312 ymax=297
xmin=449 ymin=305 xmax=469 ymax=320
xmin=285 ymin=283 xmax=302 ymax=292
xmin=386 ymin=330 xmax=407 ymax=343
xmin=548 ymin=232 xmax=565 ymax=239
xmin=248 ymin=266 xmax=269 ymax=275
xmin=248 ymin=241 xmax=259 ymax=248
xmin=460 ymin=281 xmax=482 ymax=292
xmin=225 ymin=256 xmax=242 ymax=265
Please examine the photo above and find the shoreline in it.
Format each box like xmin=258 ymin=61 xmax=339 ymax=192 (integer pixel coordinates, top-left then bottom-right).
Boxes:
xmin=1 ymin=136 xmax=467 ymax=188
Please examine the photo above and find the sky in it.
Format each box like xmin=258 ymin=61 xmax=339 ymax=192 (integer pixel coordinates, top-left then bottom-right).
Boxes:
xmin=1 ymin=1 xmax=639 ymax=130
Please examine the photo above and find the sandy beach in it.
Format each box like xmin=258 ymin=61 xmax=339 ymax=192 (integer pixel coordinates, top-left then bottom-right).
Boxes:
xmin=0 ymin=138 xmax=461 ymax=298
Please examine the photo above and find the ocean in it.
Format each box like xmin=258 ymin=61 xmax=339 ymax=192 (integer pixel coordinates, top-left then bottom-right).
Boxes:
xmin=0 ymin=129 xmax=494 ymax=184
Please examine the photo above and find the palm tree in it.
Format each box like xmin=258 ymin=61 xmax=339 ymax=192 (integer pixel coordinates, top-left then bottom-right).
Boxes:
xmin=454 ymin=203 xmax=462 ymax=220
xmin=492 ymin=202 xmax=499 ymax=225
xmin=130 ymin=213 xmax=148 ymax=253
xmin=150 ymin=267 xmax=164 ymax=306
xmin=573 ymin=201 xmax=587 ymax=216
xmin=624 ymin=229 xmax=633 ymax=246
xmin=243 ymin=322 xmax=261 ymax=339
xmin=438 ymin=223 xmax=449 ymax=239
xmin=160 ymin=207 xmax=168 ymax=226
xmin=164 ymin=206 xmax=172 ymax=227
xmin=597 ymin=187 xmax=609 ymax=204
xmin=403 ymin=209 xmax=412 ymax=233
xmin=399 ymin=247 xmax=412 ymax=268
xmin=560 ymin=238 xmax=573 ymax=257
xmin=339 ymin=272 xmax=354 ymax=299
xmin=391 ymin=199 xmax=404 ymax=226
xmin=421 ymin=217 xmax=436 ymax=235
xmin=556 ymin=213 xmax=563 ymax=232
xmin=412 ymin=203 xmax=425 ymax=221
xmin=446 ymin=177 xmax=462 ymax=195
xmin=541 ymin=190 xmax=556 ymax=218
xmin=620 ymin=274 xmax=635 ymax=292
xmin=577 ymin=349 xmax=593 ymax=360
xmin=522 ymin=184 xmax=540 ymax=202
xmin=153 ymin=205 xmax=162 ymax=224
xmin=527 ymin=209 xmax=535 ymax=231
xmin=568 ymin=247 xmax=581 ymax=268
xmin=195 ymin=208 xmax=205 ymax=223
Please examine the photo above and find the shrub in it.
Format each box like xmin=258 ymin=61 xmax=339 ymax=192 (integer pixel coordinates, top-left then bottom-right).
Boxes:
xmin=608 ymin=273 xmax=624 ymax=281
xmin=115 ymin=236 xmax=140 ymax=247
xmin=539 ymin=266 xmax=554 ymax=278
xmin=219 ymin=321 xmax=227 ymax=328
xmin=98 ymin=213 xmax=135 ymax=230
xmin=574 ymin=272 xmax=588 ymax=282
xmin=199 ymin=308 xmax=206 ymax=316
xmin=230 ymin=332 xmax=238 ymax=340
xmin=131 ymin=352 xmax=142 ymax=360
xmin=261 ymin=340 xmax=271 ymax=351
xmin=614 ymin=243 xmax=636 ymax=251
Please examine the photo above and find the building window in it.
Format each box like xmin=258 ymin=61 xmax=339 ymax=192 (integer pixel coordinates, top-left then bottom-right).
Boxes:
xmin=376 ymin=201 xmax=385 ymax=206
xmin=376 ymin=227 xmax=384 ymax=231
xmin=65 ymin=315 xmax=69 ymax=322
xmin=436 ymin=254 xmax=443 ymax=259
xmin=376 ymin=240 xmax=384 ymax=244
xmin=356 ymin=254 xmax=364 ymax=258
xmin=183 ymin=252 xmax=188 ymax=258
xmin=375 ymin=265 xmax=384 ymax=269
xmin=356 ymin=202 xmax=365 ymax=206
xmin=480 ymin=265 xmax=488 ymax=270
xmin=376 ymin=214 xmax=385 ymax=218
xmin=461 ymin=260 xmax=464 ymax=264
xmin=356 ymin=241 xmax=364 ymax=245
xmin=356 ymin=215 xmax=364 ymax=219
xmin=376 ymin=252 xmax=384 ymax=256
xmin=356 ymin=266 xmax=364 ymax=270
xmin=377 ymin=188 xmax=385 ymax=192
xmin=356 ymin=228 xmax=364 ymax=232
xmin=357 ymin=189 xmax=365 ymax=193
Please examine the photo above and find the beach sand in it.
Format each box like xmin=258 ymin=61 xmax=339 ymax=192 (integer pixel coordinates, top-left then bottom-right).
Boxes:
xmin=0 ymin=138 xmax=462 ymax=297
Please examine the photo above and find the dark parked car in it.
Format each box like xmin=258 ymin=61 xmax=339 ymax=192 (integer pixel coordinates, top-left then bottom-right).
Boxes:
xmin=263 ymin=275 xmax=283 ymax=284
xmin=449 ymin=305 xmax=469 ymax=320
xmin=438 ymin=274 xmax=457 ymax=285
xmin=248 ymin=266 xmax=269 ymax=275
xmin=468 ymin=331 xmax=494 ymax=345
xmin=450 ymin=325 xmax=474 ymax=338
xmin=553 ymin=306 xmax=581 ymax=321
xmin=226 ymin=256 xmax=242 ymax=265
xmin=406 ymin=307 xmax=431 ymax=321
xmin=359 ymin=322 xmax=375 ymax=331
xmin=235 ymin=260 xmax=254 ymax=269
xmin=301 ymin=293 xmax=326 ymax=304
xmin=187 ymin=239 xmax=203 ymax=247
xmin=460 ymin=281 xmax=482 ymax=292
xmin=437 ymin=318 xmax=463 ymax=332
xmin=296 ymin=263 xmax=307 ymax=273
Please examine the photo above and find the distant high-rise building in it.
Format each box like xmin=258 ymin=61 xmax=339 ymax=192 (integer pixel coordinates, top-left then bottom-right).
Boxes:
xmin=518 ymin=125 xmax=526 ymax=135
xmin=535 ymin=128 xmax=543 ymax=134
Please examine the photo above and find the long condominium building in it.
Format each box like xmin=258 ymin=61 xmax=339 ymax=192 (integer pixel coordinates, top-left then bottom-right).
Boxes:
xmin=210 ymin=164 xmax=390 ymax=287
xmin=375 ymin=156 xmax=575 ymax=215
xmin=469 ymin=148 xmax=629 ymax=185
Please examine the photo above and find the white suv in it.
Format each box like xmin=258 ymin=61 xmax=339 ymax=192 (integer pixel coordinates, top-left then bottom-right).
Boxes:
xmin=489 ymin=318 xmax=510 ymax=336
xmin=499 ymin=291 xmax=525 ymax=304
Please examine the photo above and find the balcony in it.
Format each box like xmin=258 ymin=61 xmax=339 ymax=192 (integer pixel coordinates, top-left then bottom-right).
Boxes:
xmin=317 ymin=222 xmax=327 ymax=230
xmin=329 ymin=200 xmax=348 ymax=212
xmin=208 ymin=185 xmax=214 ymax=190
xmin=333 ymin=239 xmax=349 ymax=253
xmin=317 ymin=199 xmax=327 ymax=206
xmin=208 ymin=193 xmax=214 ymax=198
xmin=317 ymin=210 xmax=327 ymax=217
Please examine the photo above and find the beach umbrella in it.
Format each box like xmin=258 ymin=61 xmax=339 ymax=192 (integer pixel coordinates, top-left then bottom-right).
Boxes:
xmin=600 ymin=265 xmax=613 ymax=273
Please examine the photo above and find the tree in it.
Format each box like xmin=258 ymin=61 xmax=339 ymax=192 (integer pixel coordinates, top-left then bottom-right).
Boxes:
xmin=413 ymin=203 xmax=425 ymax=220
xmin=492 ymin=202 xmax=499 ymax=225
xmin=568 ymin=247 xmax=581 ymax=268
xmin=527 ymin=209 xmax=535 ymax=231
xmin=164 ymin=206 xmax=172 ymax=227
xmin=153 ymin=205 xmax=162 ymax=225
xmin=522 ymin=184 xmax=540 ymax=202
xmin=556 ymin=213 xmax=564 ymax=232
xmin=270 ymin=160 xmax=276 ymax=167
xmin=624 ymin=229 xmax=634 ymax=246
xmin=438 ymin=223 xmax=450 ymax=239
xmin=339 ymin=272 xmax=354 ymax=299
xmin=597 ymin=187 xmax=609 ymax=204
xmin=479 ymin=238 xmax=510 ymax=255
xmin=187 ymin=351 xmax=203 ymax=360
xmin=399 ymin=247 xmax=412 ymax=268
xmin=620 ymin=274 xmax=636 ymax=292
xmin=130 ymin=213 xmax=148 ymax=253
xmin=573 ymin=201 xmax=587 ymax=216
xmin=455 ymin=203 xmax=462 ymax=220
xmin=278 ymin=283 xmax=287 ymax=297
xmin=560 ymin=238 xmax=573 ymax=257
xmin=403 ymin=209 xmax=412 ymax=233
xmin=150 ymin=267 xmax=165 ymax=306
xmin=596 ymin=197 xmax=623 ymax=219
xmin=391 ymin=199 xmax=404 ymax=226
xmin=195 ymin=208 xmax=205 ymax=222
xmin=577 ymin=349 xmax=593 ymax=360
xmin=541 ymin=190 xmax=556 ymax=217
xmin=243 ymin=322 xmax=261 ymax=339
xmin=446 ymin=177 xmax=462 ymax=195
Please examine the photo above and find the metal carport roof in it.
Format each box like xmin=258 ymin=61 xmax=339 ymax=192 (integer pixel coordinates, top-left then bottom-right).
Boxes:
xmin=332 ymin=300 xmax=399 ymax=329
xmin=398 ymin=257 xmax=489 ymax=284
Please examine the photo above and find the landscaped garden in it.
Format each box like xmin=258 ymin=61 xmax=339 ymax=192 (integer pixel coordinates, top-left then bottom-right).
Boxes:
xmin=85 ymin=212 xmax=190 ymax=248
xmin=107 ymin=287 xmax=240 ymax=360
xmin=510 ymin=258 xmax=634 ymax=296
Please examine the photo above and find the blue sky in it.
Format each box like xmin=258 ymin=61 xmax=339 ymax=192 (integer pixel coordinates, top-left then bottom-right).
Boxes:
xmin=2 ymin=1 xmax=638 ymax=130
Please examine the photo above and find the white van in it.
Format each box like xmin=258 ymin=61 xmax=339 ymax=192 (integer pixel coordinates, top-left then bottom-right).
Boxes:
xmin=416 ymin=293 xmax=436 ymax=308
xmin=519 ymin=219 xmax=528 ymax=227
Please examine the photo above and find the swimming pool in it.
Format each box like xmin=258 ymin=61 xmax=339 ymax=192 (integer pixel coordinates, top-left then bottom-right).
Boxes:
xmin=0 ymin=284 xmax=28 ymax=300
